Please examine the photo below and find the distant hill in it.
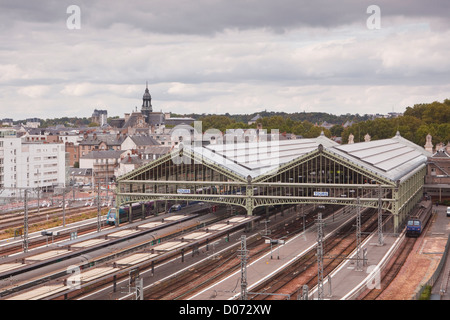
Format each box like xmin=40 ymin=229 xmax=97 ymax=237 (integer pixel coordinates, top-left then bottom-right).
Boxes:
xmin=179 ymin=111 xmax=369 ymax=126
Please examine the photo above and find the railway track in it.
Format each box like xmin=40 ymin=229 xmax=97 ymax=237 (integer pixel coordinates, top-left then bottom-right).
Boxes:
xmin=0 ymin=206 xmax=231 ymax=300
xmin=56 ymin=207 xmax=307 ymax=300
xmin=145 ymin=234 xmax=266 ymax=300
xmin=3 ymin=204 xmax=382 ymax=301
xmin=58 ymin=206 xmax=320 ymax=300
xmin=0 ymin=207 xmax=108 ymax=257
xmin=357 ymin=202 xmax=433 ymax=300
xmin=247 ymin=208 xmax=378 ymax=300
xmin=357 ymin=236 xmax=416 ymax=300
xmin=0 ymin=205 xmax=103 ymax=231
xmin=0 ymin=220 xmax=112 ymax=258
xmin=139 ymin=205 xmax=341 ymax=300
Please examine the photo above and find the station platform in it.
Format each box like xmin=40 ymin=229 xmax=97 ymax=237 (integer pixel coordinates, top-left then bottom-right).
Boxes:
xmin=0 ymin=209 xmax=256 ymax=299
xmin=424 ymin=204 xmax=450 ymax=300
xmin=188 ymin=208 xmax=402 ymax=300
xmin=0 ymin=211 xmax=206 ymax=279
xmin=316 ymin=232 xmax=399 ymax=300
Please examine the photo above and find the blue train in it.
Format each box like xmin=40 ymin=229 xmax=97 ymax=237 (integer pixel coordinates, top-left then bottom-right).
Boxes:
xmin=168 ymin=201 xmax=207 ymax=212
xmin=169 ymin=204 xmax=182 ymax=212
xmin=406 ymin=203 xmax=432 ymax=237
xmin=106 ymin=201 xmax=154 ymax=225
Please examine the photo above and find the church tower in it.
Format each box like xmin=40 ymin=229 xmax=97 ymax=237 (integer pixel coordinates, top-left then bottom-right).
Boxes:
xmin=141 ymin=82 xmax=152 ymax=124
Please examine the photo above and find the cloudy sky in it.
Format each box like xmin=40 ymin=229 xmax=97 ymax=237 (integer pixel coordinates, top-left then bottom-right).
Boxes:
xmin=1 ymin=0 xmax=449 ymax=120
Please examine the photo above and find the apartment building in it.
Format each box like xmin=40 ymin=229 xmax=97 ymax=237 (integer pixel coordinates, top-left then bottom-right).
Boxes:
xmin=0 ymin=128 xmax=66 ymax=198
xmin=0 ymin=129 xmax=21 ymax=194
xmin=80 ymin=150 xmax=127 ymax=184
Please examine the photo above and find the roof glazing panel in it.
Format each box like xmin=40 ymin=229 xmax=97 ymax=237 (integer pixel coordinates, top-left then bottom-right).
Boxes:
xmin=182 ymin=134 xmax=428 ymax=182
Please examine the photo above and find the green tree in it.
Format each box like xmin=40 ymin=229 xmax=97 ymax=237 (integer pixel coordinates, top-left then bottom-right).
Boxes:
xmin=422 ymin=101 xmax=450 ymax=124
xmin=198 ymin=115 xmax=235 ymax=133
xmin=330 ymin=124 xmax=344 ymax=137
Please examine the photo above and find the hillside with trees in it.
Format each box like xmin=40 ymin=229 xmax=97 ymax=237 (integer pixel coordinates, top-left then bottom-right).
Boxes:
xmin=342 ymin=99 xmax=450 ymax=147
xmin=195 ymin=99 xmax=449 ymax=147
xmin=197 ymin=114 xmax=332 ymax=138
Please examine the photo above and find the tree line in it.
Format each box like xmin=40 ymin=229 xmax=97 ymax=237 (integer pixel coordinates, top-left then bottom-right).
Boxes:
xmin=198 ymin=99 xmax=449 ymax=147
xmin=342 ymin=99 xmax=450 ymax=146
xmin=197 ymin=114 xmax=332 ymax=138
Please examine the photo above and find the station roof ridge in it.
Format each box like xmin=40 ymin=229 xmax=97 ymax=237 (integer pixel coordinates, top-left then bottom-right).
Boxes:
xmin=325 ymin=136 xmax=430 ymax=182
xmin=182 ymin=133 xmax=429 ymax=182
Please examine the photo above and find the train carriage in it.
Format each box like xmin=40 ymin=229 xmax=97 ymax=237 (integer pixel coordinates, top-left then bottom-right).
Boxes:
xmin=106 ymin=201 xmax=154 ymax=225
xmin=406 ymin=203 xmax=432 ymax=237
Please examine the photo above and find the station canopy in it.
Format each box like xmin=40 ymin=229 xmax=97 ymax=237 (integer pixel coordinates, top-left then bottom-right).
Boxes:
xmin=117 ymin=131 xmax=431 ymax=233
xmin=180 ymin=132 xmax=431 ymax=183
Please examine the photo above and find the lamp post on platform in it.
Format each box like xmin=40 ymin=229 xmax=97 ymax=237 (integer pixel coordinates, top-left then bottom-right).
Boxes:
xmin=263 ymin=236 xmax=286 ymax=260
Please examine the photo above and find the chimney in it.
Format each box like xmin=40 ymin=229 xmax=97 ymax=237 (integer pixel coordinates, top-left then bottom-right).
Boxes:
xmin=124 ymin=113 xmax=130 ymax=122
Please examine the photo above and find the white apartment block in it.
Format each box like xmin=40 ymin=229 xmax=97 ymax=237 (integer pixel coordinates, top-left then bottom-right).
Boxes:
xmin=0 ymin=129 xmax=66 ymax=198
xmin=0 ymin=129 xmax=21 ymax=194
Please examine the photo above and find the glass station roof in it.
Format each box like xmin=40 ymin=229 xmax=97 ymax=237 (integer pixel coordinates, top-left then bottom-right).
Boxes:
xmin=183 ymin=132 xmax=430 ymax=182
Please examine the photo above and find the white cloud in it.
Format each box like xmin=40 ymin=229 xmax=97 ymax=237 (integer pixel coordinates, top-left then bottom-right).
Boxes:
xmin=17 ymin=85 xmax=51 ymax=98
xmin=60 ymin=83 xmax=104 ymax=97
xmin=0 ymin=1 xmax=449 ymax=120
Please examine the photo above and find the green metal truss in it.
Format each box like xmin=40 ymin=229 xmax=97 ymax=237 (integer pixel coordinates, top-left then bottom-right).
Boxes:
xmin=116 ymin=145 xmax=425 ymax=233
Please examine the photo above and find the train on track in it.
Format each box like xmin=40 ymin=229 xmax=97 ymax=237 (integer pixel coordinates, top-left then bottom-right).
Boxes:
xmin=406 ymin=202 xmax=432 ymax=237
xmin=106 ymin=201 xmax=154 ymax=225
xmin=169 ymin=204 xmax=182 ymax=212
xmin=106 ymin=200 xmax=208 ymax=225
xmin=106 ymin=197 xmax=282 ymax=226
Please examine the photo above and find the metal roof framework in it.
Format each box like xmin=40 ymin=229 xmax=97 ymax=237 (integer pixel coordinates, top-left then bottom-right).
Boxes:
xmin=116 ymin=134 xmax=429 ymax=233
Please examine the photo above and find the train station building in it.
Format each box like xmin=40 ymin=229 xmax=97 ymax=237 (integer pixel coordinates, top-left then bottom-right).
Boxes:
xmin=116 ymin=129 xmax=431 ymax=234
xmin=424 ymin=147 xmax=450 ymax=202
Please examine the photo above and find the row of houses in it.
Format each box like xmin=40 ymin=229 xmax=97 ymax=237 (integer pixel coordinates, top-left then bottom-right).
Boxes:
xmin=0 ymin=124 xmax=176 ymax=197
xmin=1 ymin=118 xmax=299 ymax=194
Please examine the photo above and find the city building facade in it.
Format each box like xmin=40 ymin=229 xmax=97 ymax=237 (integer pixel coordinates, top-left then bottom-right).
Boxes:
xmin=0 ymin=128 xmax=66 ymax=198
